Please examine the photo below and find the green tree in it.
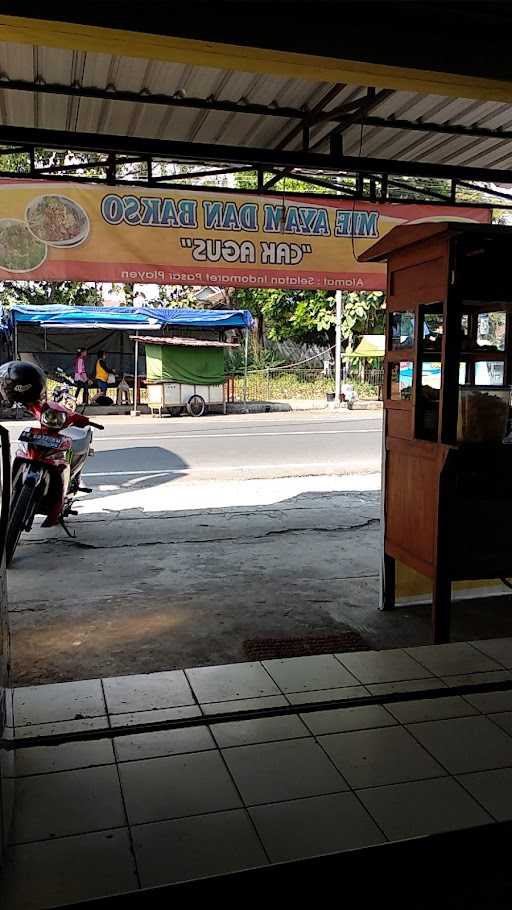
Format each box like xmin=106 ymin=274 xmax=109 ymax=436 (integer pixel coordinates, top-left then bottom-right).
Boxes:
xmin=231 ymin=287 xmax=384 ymax=348
xmin=0 ymin=281 xmax=102 ymax=308
xmin=341 ymin=291 xmax=385 ymax=351
xmin=235 ymin=171 xmax=331 ymax=194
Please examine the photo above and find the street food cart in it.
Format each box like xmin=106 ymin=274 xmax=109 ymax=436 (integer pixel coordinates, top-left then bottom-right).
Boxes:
xmin=361 ymin=222 xmax=512 ymax=643
xmin=135 ymin=335 xmax=238 ymax=417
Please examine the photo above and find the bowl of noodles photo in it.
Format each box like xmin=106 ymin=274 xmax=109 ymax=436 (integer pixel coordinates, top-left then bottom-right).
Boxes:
xmin=0 ymin=219 xmax=47 ymax=273
xmin=25 ymin=195 xmax=90 ymax=247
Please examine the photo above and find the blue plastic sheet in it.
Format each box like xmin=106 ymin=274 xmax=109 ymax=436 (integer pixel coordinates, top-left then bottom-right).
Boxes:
xmin=2 ymin=304 xmax=253 ymax=330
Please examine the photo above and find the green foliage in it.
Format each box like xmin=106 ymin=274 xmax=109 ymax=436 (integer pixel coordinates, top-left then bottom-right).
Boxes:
xmin=235 ymin=170 xmax=330 ymax=194
xmin=0 ymin=281 xmax=102 ymax=308
xmin=231 ymin=288 xmax=334 ymax=343
xmin=234 ymin=370 xmax=333 ymax=400
xmin=231 ymin=286 xmax=385 ymax=347
xmin=225 ymin=336 xmax=284 ymax=374
xmin=341 ymin=291 xmax=385 ymax=350
xmin=232 ymin=370 xmax=380 ymax=402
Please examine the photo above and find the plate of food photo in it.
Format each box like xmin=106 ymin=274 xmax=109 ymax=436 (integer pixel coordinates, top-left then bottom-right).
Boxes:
xmin=0 ymin=218 xmax=47 ymax=272
xmin=26 ymin=194 xmax=90 ymax=247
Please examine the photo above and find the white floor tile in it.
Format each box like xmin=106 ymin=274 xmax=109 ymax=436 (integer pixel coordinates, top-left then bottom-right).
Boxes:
xmin=442 ymin=670 xmax=512 ymax=688
xmin=13 ymin=765 xmax=126 ymax=843
xmin=250 ymin=792 xmax=384 ymax=862
xmin=212 ymin=714 xmax=309 ymax=748
xmin=406 ymin=643 xmax=501 ymax=678
xmin=336 ymin=649 xmax=433 ymax=684
xmin=301 ymin=704 xmax=396 ymax=736
xmin=488 ymin=711 xmax=512 ymax=737
xmin=186 ymin=662 xmax=279 ymax=703
xmin=463 ymin=690 xmax=512 ymax=713
xmin=0 ymin=829 xmax=137 ymax=910
xmin=133 ymin=810 xmax=267 ymax=887
xmin=223 ymin=737 xmax=347 ymax=805
xmin=471 ymin=638 xmax=512 ymax=668
xmin=367 ymin=678 xmax=444 ymax=697
xmin=459 ymin=768 xmax=512 ymax=820
xmin=410 ymin=715 xmax=512 ymax=774
xmin=201 ymin=695 xmax=288 ymax=716
xmin=103 ymin=671 xmax=195 ymax=715
xmin=109 ymin=705 xmax=201 ymax=727
xmin=359 ymin=777 xmax=491 ymax=840
xmin=263 ymin=655 xmax=358 ymax=693
xmin=386 ymin=696 xmax=478 ymax=725
xmin=119 ymin=750 xmax=241 ymax=824
xmin=14 ymin=717 xmax=108 ymax=739
xmin=320 ymin=725 xmax=445 ymax=788
xmin=15 ymin=740 xmax=115 ymax=776
xmin=114 ymin=726 xmax=215 ymax=762
xmin=14 ymin=681 xmax=106 ymax=727
xmin=286 ymin=686 xmax=369 ymax=705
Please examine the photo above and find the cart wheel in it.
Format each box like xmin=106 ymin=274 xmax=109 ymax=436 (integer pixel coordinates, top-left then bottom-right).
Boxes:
xmin=187 ymin=394 xmax=206 ymax=417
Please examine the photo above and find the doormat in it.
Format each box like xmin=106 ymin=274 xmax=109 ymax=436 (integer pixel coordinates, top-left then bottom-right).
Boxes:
xmin=243 ymin=629 xmax=369 ymax=661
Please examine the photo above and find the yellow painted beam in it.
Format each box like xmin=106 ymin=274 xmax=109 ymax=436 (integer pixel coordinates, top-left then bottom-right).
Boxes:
xmin=1 ymin=15 xmax=512 ymax=104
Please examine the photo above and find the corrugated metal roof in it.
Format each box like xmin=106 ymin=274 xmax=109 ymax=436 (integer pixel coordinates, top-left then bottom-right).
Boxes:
xmin=1 ymin=40 xmax=512 ymax=172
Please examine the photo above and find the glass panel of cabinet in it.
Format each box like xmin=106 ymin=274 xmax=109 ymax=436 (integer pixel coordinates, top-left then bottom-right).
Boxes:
xmin=415 ymin=304 xmax=444 ymax=441
xmin=390 ymin=312 xmax=415 ymax=350
xmin=388 ymin=304 xmax=512 ymax=444
xmin=389 ymin=361 xmax=414 ymax=400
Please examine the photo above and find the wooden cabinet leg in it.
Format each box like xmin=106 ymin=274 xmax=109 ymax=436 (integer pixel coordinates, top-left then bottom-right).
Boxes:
xmin=432 ymin=570 xmax=451 ymax=644
xmin=381 ymin=553 xmax=396 ymax=611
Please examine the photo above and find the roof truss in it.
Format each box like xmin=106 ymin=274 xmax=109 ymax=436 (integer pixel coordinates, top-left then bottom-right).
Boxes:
xmin=0 ymin=125 xmax=511 ymax=209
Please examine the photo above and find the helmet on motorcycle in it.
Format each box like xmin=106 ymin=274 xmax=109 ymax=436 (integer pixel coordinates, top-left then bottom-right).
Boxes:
xmin=0 ymin=360 xmax=46 ymax=405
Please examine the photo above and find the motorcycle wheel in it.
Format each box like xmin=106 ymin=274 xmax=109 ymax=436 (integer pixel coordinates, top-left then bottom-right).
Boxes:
xmin=6 ymin=474 xmax=40 ymax=565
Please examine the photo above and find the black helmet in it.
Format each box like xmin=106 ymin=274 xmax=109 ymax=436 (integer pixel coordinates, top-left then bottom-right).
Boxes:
xmin=0 ymin=361 xmax=46 ymax=405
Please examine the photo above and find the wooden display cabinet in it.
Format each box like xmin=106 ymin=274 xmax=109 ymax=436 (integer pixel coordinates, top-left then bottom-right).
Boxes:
xmin=361 ymin=223 xmax=512 ymax=643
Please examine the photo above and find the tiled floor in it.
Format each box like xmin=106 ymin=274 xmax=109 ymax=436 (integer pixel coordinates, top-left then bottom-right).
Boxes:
xmin=4 ymin=638 xmax=512 ymax=908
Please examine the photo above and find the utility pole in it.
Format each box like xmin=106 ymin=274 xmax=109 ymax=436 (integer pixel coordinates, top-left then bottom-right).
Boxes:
xmin=335 ymin=289 xmax=343 ymax=405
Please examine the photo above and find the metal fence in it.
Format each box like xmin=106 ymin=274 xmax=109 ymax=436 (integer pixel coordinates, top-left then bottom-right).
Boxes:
xmin=229 ymin=366 xmax=383 ymax=402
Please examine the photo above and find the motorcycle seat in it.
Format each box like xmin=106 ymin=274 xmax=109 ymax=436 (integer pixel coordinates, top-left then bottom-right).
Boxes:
xmin=61 ymin=426 xmax=92 ymax=460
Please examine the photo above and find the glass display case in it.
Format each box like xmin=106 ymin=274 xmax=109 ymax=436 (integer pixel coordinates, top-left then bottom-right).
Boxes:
xmin=361 ymin=222 xmax=512 ymax=645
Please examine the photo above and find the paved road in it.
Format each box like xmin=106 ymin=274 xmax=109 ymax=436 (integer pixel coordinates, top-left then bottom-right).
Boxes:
xmin=82 ymin=410 xmax=382 ymax=485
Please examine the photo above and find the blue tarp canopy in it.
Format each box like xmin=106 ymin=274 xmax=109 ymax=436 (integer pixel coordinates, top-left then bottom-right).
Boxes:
xmin=3 ymin=304 xmax=253 ymax=330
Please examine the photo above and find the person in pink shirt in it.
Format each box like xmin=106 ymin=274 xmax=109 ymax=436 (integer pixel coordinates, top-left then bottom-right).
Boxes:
xmin=73 ymin=348 xmax=89 ymax=404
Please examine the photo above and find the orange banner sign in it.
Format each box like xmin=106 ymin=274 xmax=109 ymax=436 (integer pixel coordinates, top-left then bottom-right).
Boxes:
xmin=0 ymin=181 xmax=491 ymax=289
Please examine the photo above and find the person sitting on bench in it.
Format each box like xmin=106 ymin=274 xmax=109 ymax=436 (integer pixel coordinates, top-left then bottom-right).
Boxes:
xmin=91 ymin=350 xmax=112 ymax=403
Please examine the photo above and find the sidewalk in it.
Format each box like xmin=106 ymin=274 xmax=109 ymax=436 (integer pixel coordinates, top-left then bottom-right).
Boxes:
xmin=0 ymin=401 xmax=384 ymax=425
xmin=9 ymin=469 xmax=512 ymax=687
xmin=227 ymin=399 xmax=382 ymax=414
xmin=7 ymin=480 xmax=382 ymax=685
